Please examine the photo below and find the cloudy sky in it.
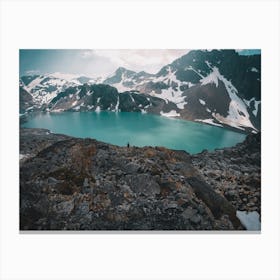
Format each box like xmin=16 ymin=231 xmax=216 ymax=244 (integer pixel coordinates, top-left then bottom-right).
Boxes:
xmin=19 ymin=49 xmax=261 ymax=78
xmin=19 ymin=49 xmax=190 ymax=78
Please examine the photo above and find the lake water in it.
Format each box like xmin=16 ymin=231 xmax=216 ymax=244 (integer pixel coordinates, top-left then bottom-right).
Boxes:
xmin=21 ymin=111 xmax=246 ymax=154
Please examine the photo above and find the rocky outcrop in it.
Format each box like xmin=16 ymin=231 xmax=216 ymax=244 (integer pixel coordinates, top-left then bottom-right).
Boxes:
xmin=20 ymin=128 xmax=260 ymax=230
xmin=191 ymin=133 xmax=261 ymax=214
xmin=20 ymin=86 xmax=34 ymax=114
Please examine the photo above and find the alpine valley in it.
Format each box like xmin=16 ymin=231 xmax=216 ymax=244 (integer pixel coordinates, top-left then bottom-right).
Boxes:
xmin=20 ymin=50 xmax=261 ymax=133
xmin=19 ymin=49 xmax=261 ymax=231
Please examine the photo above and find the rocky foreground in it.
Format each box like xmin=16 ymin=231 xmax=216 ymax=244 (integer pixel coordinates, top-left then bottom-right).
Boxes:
xmin=20 ymin=128 xmax=261 ymax=230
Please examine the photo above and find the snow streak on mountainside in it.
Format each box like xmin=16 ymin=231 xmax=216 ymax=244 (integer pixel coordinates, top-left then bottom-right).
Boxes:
xmin=20 ymin=50 xmax=261 ymax=133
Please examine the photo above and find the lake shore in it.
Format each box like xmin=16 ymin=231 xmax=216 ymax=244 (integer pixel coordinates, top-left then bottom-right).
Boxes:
xmin=20 ymin=127 xmax=260 ymax=230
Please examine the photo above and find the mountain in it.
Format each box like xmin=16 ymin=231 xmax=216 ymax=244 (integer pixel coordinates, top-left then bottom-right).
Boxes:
xmin=19 ymin=80 xmax=34 ymax=114
xmin=46 ymin=83 xmax=178 ymax=115
xmin=103 ymin=50 xmax=261 ymax=132
xmin=19 ymin=50 xmax=261 ymax=133
xmin=103 ymin=67 xmax=153 ymax=92
xmin=19 ymin=73 xmax=97 ymax=111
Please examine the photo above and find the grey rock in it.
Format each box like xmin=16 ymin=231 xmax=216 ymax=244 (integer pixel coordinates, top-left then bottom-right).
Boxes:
xmin=128 ymin=174 xmax=160 ymax=196
xmin=190 ymin=214 xmax=201 ymax=224
xmin=83 ymin=178 xmax=89 ymax=188
xmin=120 ymin=184 xmax=133 ymax=193
xmin=53 ymin=199 xmax=74 ymax=215
xmin=48 ymin=177 xmax=59 ymax=184
xmin=164 ymin=201 xmax=178 ymax=210
xmin=181 ymin=208 xmax=197 ymax=220
xmin=125 ymin=162 xmax=141 ymax=174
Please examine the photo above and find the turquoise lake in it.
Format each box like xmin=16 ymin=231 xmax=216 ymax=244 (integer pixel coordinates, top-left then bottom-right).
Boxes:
xmin=21 ymin=111 xmax=246 ymax=154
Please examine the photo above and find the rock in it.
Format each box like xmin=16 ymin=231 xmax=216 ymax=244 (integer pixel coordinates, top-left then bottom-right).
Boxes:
xmin=48 ymin=177 xmax=59 ymax=184
xmin=53 ymin=199 xmax=74 ymax=216
xmin=127 ymin=174 xmax=160 ymax=196
xmin=182 ymin=208 xmax=197 ymax=220
xmin=225 ymin=190 xmax=237 ymax=200
xmin=190 ymin=214 xmax=201 ymax=224
xmin=187 ymin=177 xmax=242 ymax=229
xmin=93 ymin=194 xmax=111 ymax=209
xmin=177 ymin=198 xmax=189 ymax=207
xmin=103 ymin=181 xmax=114 ymax=192
xmin=125 ymin=162 xmax=141 ymax=174
xmin=164 ymin=201 xmax=178 ymax=210
xmin=83 ymin=178 xmax=89 ymax=187
xmin=120 ymin=184 xmax=133 ymax=193
xmin=75 ymin=201 xmax=90 ymax=216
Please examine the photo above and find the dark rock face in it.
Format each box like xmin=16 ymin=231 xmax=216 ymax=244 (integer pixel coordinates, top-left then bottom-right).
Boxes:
xmin=20 ymin=128 xmax=260 ymax=230
xmin=19 ymin=86 xmax=34 ymax=114
xmin=191 ymin=133 xmax=261 ymax=214
xmin=180 ymin=82 xmax=231 ymax=120
xmin=45 ymin=84 xmax=179 ymax=116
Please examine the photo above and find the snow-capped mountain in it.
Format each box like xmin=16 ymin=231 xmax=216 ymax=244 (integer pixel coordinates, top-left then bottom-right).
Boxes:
xmin=103 ymin=67 xmax=153 ymax=92
xmin=102 ymin=50 xmax=261 ymax=132
xmin=19 ymin=73 xmax=98 ymax=108
xmin=20 ymin=50 xmax=261 ymax=133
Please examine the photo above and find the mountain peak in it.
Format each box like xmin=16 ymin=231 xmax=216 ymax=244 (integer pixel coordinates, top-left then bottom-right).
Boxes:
xmin=115 ymin=67 xmax=136 ymax=75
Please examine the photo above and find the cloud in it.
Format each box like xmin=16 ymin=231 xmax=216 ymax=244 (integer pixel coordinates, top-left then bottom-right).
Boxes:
xmin=80 ymin=49 xmax=189 ymax=74
xmin=21 ymin=49 xmax=190 ymax=78
xmin=25 ymin=69 xmax=41 ymax=75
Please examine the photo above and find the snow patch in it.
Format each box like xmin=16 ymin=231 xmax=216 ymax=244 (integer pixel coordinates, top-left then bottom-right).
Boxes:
xmin=130 ymin=94 xmax=135 ymax=103
xmin=112 ymin=83 xmax=131 ymax=92
xmin=52 ymin=109 xmax=64 ymax=112
xmin=253 ymin=100 xmax=261 ymax=116
xmin=19 ymin=154 xmax=28 ymax=160
xmin=160 ymin=110 xmax=180 ymax=117
xmin=236 ymin=210 xmax=261 ymax=231
xmin=243 ymin=99 xmax=251 ymax=107
xmin=115 ymin=95 xmax=120 ymax=112
xmin=153 ymin=86 xmax=187 ymax=110
xmin=184 ymin=66 xmax=204 ymax=78
xmin=200 ymin=67 xmax=219 ymax=87
xmin=195 ymin=118 xmax=223 ymax=127
xmin=250 ymin=67 xmax=259 ymax=73
xmin=199 ymin=99 xmax=206 ymax=105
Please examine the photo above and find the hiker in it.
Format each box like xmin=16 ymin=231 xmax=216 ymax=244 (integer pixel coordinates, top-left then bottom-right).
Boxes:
xmin=127 ymin=142 xmax=130 ymax=148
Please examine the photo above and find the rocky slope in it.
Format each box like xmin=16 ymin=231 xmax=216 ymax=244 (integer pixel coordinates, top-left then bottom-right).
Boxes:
xmin=47 ymin=84 xmax=178 ymax=115
xmin=19 ymin=50 xmax=261 ymax=133
xmin=20 ymin=128 xmax=261 ymax=230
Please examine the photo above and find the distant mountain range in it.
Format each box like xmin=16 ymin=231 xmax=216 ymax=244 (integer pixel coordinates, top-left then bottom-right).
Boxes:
xmin=20 ymin=50 xmax=261 ymax=133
